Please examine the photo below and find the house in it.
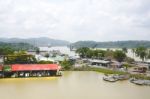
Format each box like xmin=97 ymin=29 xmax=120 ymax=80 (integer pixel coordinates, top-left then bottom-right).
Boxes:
xmin=89 ymin=59 xmax=111 ymax=67
xmin=111 ymin=61 xmax=122 ymax=68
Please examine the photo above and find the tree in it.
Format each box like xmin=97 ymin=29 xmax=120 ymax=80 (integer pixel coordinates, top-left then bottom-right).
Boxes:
xmin=44 ymin=53 xmax=50 ymax=60
xmin=76 ymin=47 xmax=90 ymax=58
xmin=0 ymin=47 xmax=14 ymax=55
xmin=113 ymin=50 xmax=126 ymax=62
xmin=104 ymin=50 xmax=114 ymax=60
xmin=61 ymin=59 xmax=73 ymax=70
xmin=125 ymin=57 xmax=134 ymax=64
xmin=4 ymin=51 xmax=37 ymax=64
xmin=122 ymin=47 xmax=128 ymax=53
xmin=146 ymin=50 xmax=150 ymax=60
xmin=37 ymin=60 xmax=53 ymax=64
xmin=36 ymin=48 xmax=40 ymax=55
xmin=132 ymin=48 xmax=135 ymax=58
xmin=135 ymin=46 xmax=147 ymax=61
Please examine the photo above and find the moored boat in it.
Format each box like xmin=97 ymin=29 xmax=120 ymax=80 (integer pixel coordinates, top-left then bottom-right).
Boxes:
xmin=103 ymin=75 xmax=118 ymax=82
xmin=113 ymin=74 xmax=129 ymax=80
xmin=130 ymin=78 xmax=150 ymax=86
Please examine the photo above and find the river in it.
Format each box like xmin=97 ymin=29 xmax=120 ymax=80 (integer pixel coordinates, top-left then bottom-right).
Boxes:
xmin=0 ymin=71 xmax=150 ymax=99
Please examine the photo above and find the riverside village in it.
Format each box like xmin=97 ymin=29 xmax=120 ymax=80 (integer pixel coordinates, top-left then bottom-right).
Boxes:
xmin=1 ymin=45 xmax=150 ymax=86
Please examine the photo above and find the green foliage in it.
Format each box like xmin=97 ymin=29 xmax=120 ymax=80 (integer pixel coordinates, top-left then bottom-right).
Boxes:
xmin=76 ymin=47 xmax=106 ymax=59
xmin=3 ymin=65 xmax=11 ymax=72
xmin=36 ymin=48 xmax=40 ymax=54
xmin=122 ymin=47 xmax=128 ymax=53
xmin=76 ymin=47 xmax=90 ymax=58
xmin=61 ymin=59 xmax=73 ymax=70
xmin=89 ymin=67 xmax=128 ymax=75
xmin=130 ymin=74 xmax=150 ymax=80
xmin=135 ymin=46 xmax=147 ymax=61
xmin=4 ymin=51 xmax=37 ymax=64
xmin=44 ymin=53 xmax=50 ymax=59
xmin=113 ymin=50 xmax=126 ymax=62
xmin=125 ymin=57 xmax=134 ymax=63
xmin=0 ymin=47 xmax=14 ymax=55
xmin=148 ymin=50 xmax=150 ymax=59
xmin=0 ymin=42 xmax=38 ymax=51
xmin=37 ymin=60 xmax=53 ymax=64
xmin=104 ymin=50 xmax=114 ymax=59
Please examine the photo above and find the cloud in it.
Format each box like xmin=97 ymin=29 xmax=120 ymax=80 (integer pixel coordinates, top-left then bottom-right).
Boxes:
xmin=0 ymin=0 xmax=150 ymax=42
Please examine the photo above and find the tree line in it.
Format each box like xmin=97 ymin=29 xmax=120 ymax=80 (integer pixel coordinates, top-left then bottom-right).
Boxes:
xmin=76 ymin=46 xmax=150 ymax=62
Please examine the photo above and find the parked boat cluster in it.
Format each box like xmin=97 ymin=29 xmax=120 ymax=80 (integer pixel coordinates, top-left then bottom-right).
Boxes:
xmin=103 ymin=74 xmax=150 ymax=86
xmin=103 ymin=74 xmax=129 ymax=82
xmin=130 ymin=78 xmax=150 ymax=86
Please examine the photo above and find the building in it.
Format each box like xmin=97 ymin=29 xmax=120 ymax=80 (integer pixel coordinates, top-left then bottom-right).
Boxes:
xmin=89 ymin=59 xmax=111 ymax=67
xmin=2 ymin=64 xmax=61 ymax=78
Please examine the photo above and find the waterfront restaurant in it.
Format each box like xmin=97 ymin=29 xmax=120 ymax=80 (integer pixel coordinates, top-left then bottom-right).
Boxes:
xmin=9 ymin=64 xmax=61 ymax=78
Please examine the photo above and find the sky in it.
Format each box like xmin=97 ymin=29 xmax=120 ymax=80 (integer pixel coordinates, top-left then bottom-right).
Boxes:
xmin=0 ymin=0 xmax=150 ymax=42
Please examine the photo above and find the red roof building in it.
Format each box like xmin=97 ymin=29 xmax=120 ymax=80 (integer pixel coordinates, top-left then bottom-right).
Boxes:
xmin=11 ymin=64 xmax=61 ymax=71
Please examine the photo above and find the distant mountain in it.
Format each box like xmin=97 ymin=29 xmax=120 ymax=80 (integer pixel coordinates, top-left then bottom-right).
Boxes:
xmin=0 ymin=42 xmax=38 ymax=51
xmin=0 ymin=37 xmax=70 ymax=47
xmin=71 ymin=41 xmax=150 ymax=48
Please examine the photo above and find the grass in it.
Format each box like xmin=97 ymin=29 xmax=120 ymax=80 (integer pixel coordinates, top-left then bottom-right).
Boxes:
xmin=130 ymin=74 xmax=150 ymax=80
xmin=71 ymin=66 xmax=128 ymax=75
xmin=88 ymin=67 xmax=128 ymax=75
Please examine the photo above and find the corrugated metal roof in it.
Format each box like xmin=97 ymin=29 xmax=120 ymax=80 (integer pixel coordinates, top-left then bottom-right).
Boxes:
xmin=89 ymin=59 xmax=110 ymax=64
xmin=0 ymin=66 xmax=2 ymax=71
xmin=11 ymin=64 xmax=60 ymax=71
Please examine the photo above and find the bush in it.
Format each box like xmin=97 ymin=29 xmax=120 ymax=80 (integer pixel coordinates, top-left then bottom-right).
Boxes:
xmin=37 ymin=60 xmax=53 ymax=64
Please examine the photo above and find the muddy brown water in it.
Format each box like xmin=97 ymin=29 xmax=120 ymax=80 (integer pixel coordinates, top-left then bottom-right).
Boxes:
xmin=0 ymin=71 xmax=150 ymax=99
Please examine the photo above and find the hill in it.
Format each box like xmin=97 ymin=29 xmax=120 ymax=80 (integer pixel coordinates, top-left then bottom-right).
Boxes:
xmin=0 ymin=37 xmax=70 ymax=47
xmin=0 ymin=42 xmax=38 ymax=51
xmin=71 ymin=41 xmax=150 ymax=48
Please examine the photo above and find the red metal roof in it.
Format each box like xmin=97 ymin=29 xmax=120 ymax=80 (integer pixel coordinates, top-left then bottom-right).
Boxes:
xmin=11 ymin=64 xmax=61 ymax=71
xmin=0 ymin=66 xmax=2 ymax=71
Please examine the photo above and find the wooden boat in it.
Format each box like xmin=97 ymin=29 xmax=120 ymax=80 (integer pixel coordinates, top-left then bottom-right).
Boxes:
xmin=130 ymin=78 xmax=150 ymax=86
xmin=113 ymin=74 xmax=129 ymax=80
xmin=103 ymin=75 xmax=118 ymax=82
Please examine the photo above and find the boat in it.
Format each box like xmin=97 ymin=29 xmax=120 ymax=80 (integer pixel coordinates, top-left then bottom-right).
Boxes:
xmin=130 ymin=78 xmax=150 ymax=86
xmin=103 ymin=75 xmax=118 ymax=82
xmin=113 ymin=74 xmax=129 ymax=80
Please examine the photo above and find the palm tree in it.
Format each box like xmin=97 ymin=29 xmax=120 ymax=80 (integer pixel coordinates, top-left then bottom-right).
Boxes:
xmin=122 ymin=47 xmax=128 ymax=53
xmin=36 ymin=48 xmax=40 ymax=55
xmin=132 ymin=48 xmax=135 ymax=59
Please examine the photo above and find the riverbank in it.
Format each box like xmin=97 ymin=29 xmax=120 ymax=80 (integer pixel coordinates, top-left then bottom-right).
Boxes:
xmin=64 ymin=66 xmax=150 ymax=80
xmin=63 ymin=66 xmax=128 ymax=75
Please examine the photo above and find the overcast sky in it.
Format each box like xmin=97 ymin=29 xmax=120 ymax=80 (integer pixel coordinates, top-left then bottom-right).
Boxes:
xmin=0 ymin=0 xmax=150 ymax=42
